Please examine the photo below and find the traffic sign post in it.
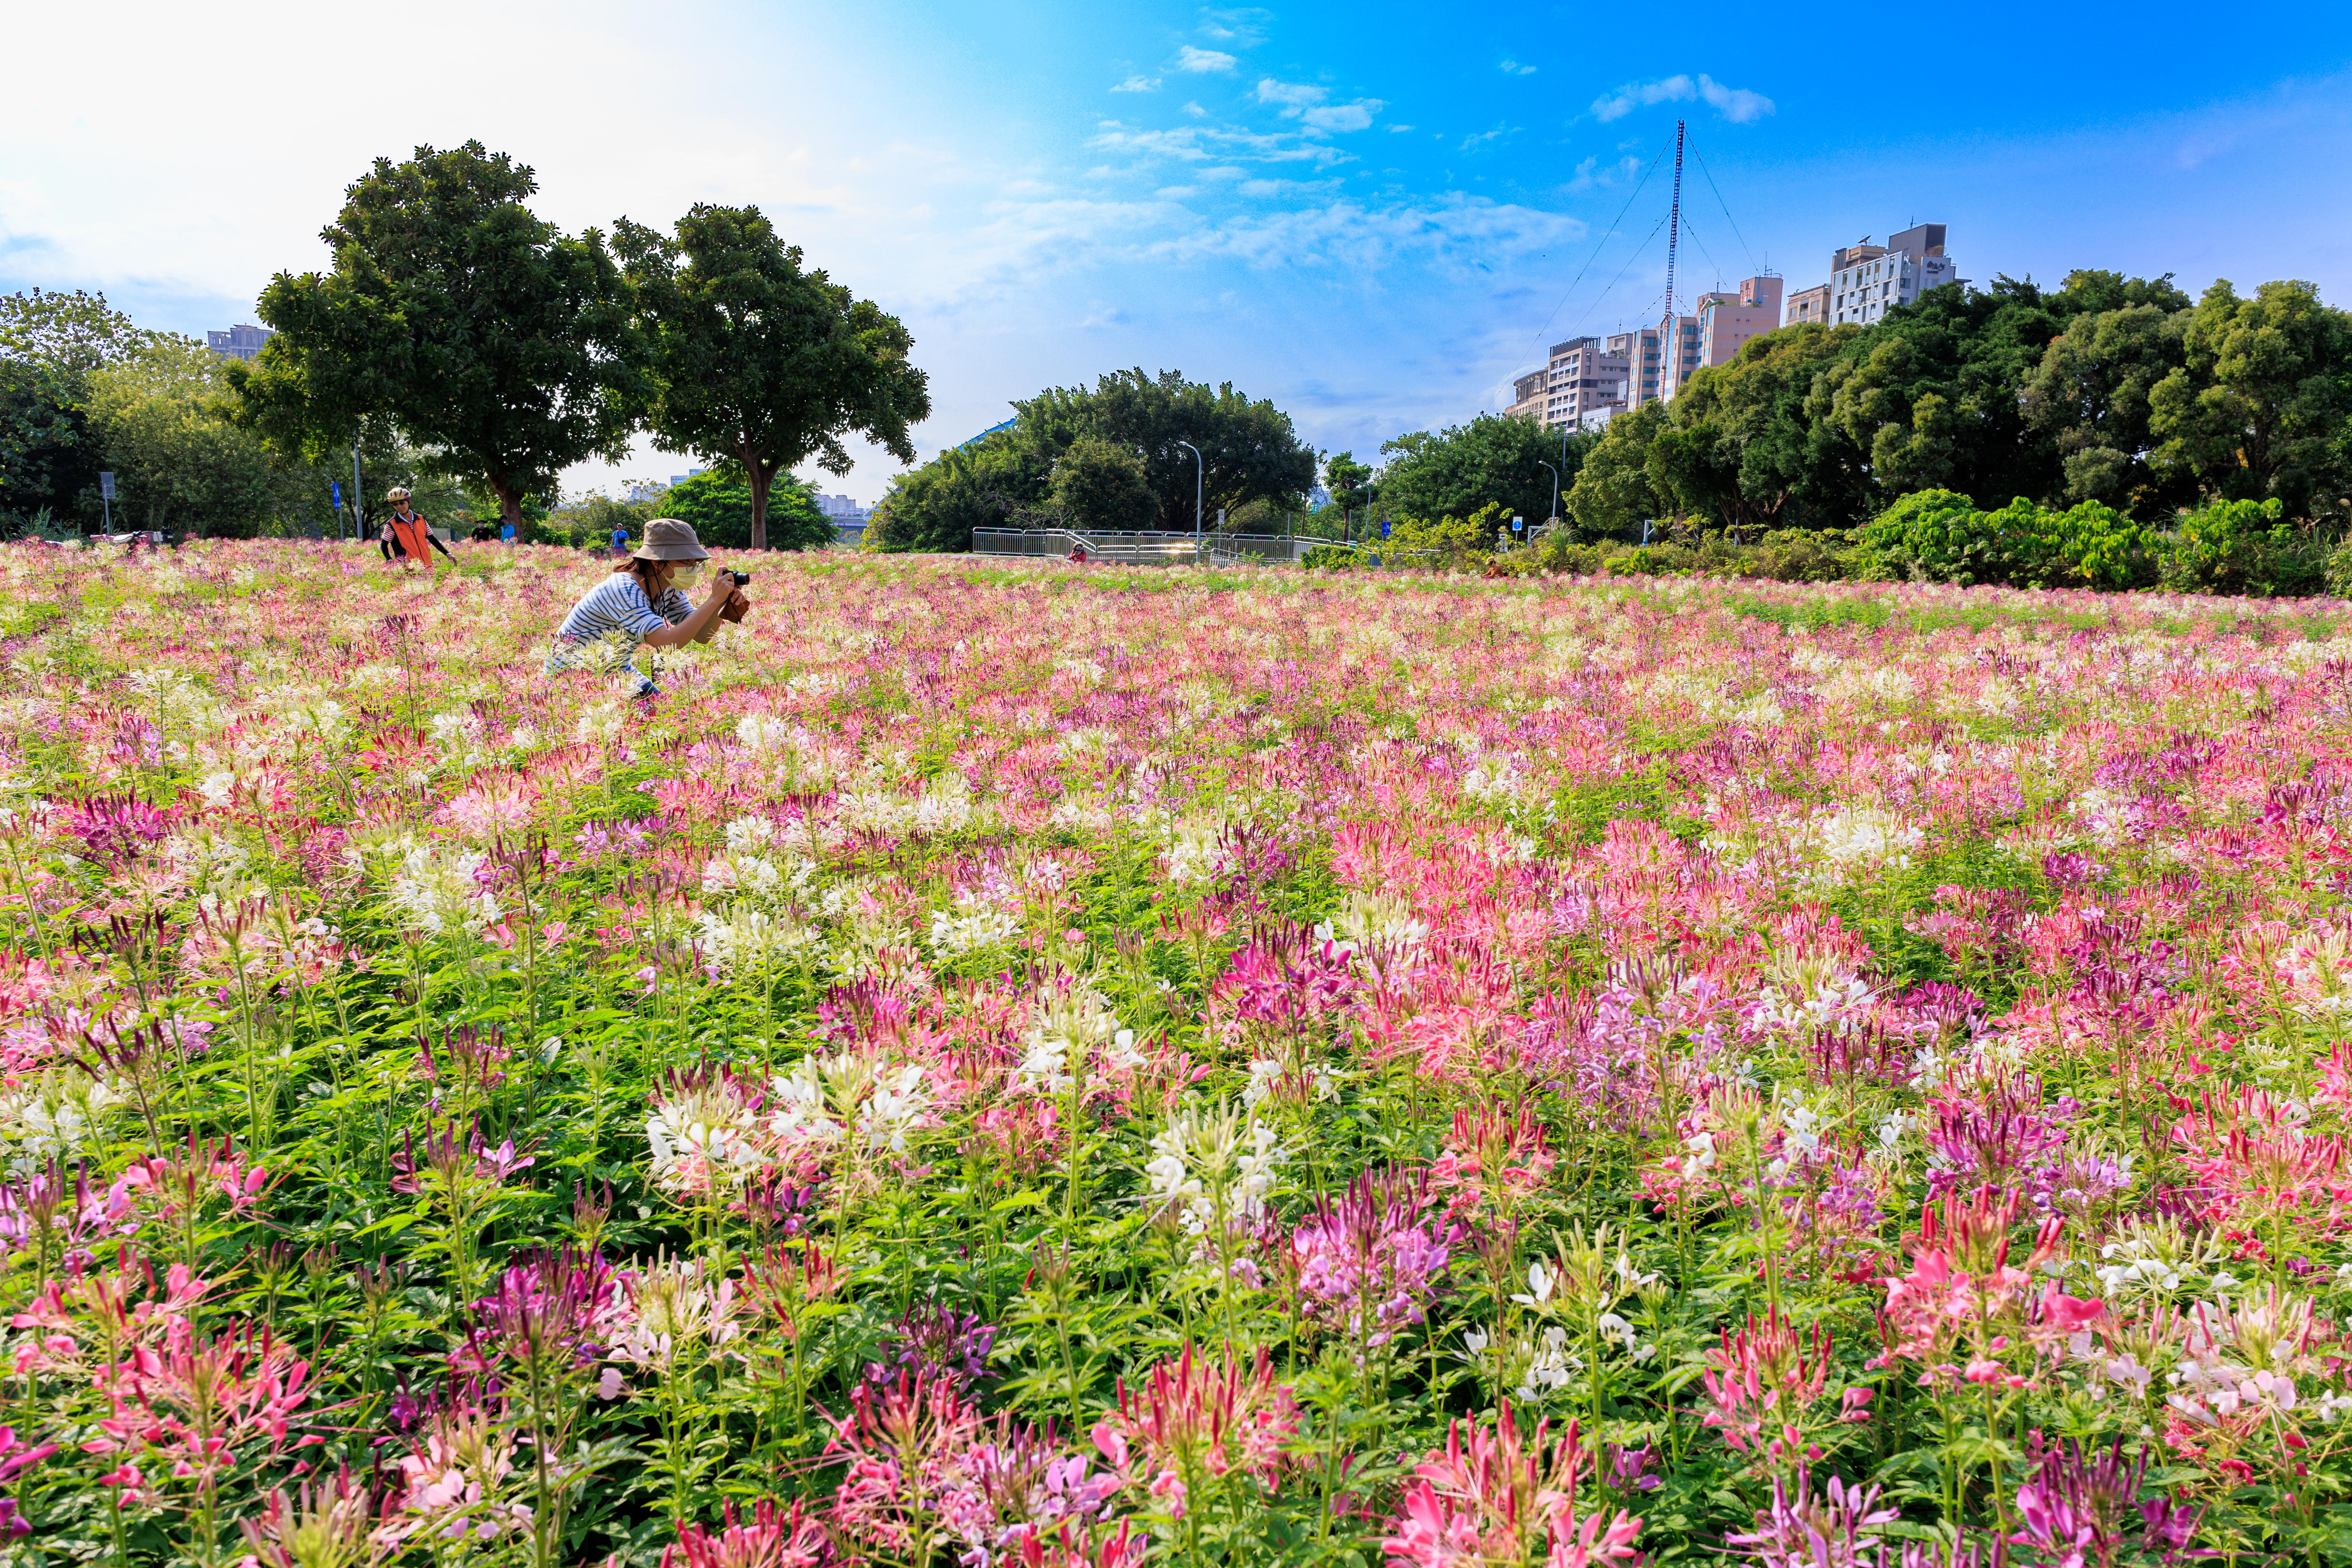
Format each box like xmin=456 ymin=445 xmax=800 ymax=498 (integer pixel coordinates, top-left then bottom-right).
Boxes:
xmin=331 ymin=482 xmax=344 ymax=542
xmin=99 ymin=471 xmax=115 ymax=536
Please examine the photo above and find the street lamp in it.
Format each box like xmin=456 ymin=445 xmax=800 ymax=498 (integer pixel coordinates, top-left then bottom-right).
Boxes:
xmin=1176 ymin=439 xmax=1203 ymax=563
xmin=1538 ymin=460 xmax=1560 ymax=529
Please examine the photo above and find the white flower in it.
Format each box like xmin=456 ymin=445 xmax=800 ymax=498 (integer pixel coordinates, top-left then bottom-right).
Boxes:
xmin=1512 ymin=1260 xmax=1557 ymax=1308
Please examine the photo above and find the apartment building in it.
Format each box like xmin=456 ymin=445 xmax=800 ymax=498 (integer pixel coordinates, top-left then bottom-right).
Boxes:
xmin=1783 ymin=283 xmax=1829 ymax=327
xmin=1504 ymin=334 xmax=1633 ymax=431
xmin=205 ymin=324 xmax=274 ymax=361
xmin=1829 ymin=223 xmax=1963 ymax=326
xmin=1692 ymin=276 xmax=1784 ymax=379
xmin=1657 ymin=312 xmax=1706 ymax=399
xmin=1608 ymin=327 xmax=1664 ymax=407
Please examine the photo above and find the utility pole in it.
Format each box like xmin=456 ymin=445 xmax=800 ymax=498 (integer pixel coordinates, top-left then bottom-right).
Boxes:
xmin=1662 ymin=118 xmax=1685 ymax=400
xmin=351 ymin=444 xmax=364 ymax=543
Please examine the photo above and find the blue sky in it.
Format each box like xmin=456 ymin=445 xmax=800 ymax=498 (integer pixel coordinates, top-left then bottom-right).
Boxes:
xmin=5 ymin=0 xmax=2350 ymax=505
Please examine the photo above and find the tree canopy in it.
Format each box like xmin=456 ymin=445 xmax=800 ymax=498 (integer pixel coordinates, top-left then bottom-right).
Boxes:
xmin=232 ymin=142 xmax=645 ymax=530
xmin=1379 ymin=412 xmax=1596 ymax=528
xmin=615 ymin=203 xmax=928 ymax=550
xmin=655 ymin=467 xmax=833 ymax=552
xmin=1566 ymin=269 xmax=2352 ymax=538
xmin=869 ymin=369 xmax=1315 ymax=551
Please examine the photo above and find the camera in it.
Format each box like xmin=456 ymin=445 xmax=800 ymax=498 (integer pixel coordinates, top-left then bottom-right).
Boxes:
xmin=720 ymin=568 xmax=751 ymax=586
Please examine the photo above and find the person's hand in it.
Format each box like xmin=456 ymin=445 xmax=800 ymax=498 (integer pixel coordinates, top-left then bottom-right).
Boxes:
xmin=700 ymin=570 xmax=736 ymax=604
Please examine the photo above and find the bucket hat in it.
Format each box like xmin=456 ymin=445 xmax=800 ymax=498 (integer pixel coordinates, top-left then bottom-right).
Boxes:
xmin=632 ymin=518 xmax=710 ymax=563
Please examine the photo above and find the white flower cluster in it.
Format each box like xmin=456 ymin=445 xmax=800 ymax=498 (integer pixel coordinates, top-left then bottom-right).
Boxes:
xmin=1017 ymin=987 xmax=1137 ymax=1094
xmin=929 ymin=889 xmax=1021 ymax=957
xmin=1144 ymin=1103 xmax=1282 ymax=1234
xmin=837 ymin=772 xmax=978 ymax=838
xmin=1463 ymin=1322 xmax=1578 ymax=1401
xmin=387 ymin=843 xmax=501 ymax=938
xmin=693 ymin=905 xmax=818 ymax=978
xmin=768 ymin=1051 xmax=932 ymax=1158
xmin=0 ymin=1071 xmax=125 ymax=1176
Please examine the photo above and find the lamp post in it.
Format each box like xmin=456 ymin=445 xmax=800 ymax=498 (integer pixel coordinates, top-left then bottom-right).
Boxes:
xmin=1176 ymin=439 xmax=1203 ymax=564
xmin=1538 ymin=460 xmax=1559 ymax=529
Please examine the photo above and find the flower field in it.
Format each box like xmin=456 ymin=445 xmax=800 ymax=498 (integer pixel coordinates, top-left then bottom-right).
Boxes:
xmin=12 ymin=540 xmax=2352 ymax=1568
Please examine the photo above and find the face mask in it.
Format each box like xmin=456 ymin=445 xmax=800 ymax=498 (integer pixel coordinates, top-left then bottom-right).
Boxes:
xmin=669 ymin=563 xmax=702 ymax=588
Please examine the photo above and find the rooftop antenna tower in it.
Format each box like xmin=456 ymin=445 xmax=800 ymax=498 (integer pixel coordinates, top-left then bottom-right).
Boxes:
xmin=1662 ymin=118 xmax=1685 ymax=370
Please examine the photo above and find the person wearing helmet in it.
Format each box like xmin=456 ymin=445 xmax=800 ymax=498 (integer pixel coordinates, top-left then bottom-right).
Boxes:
xmin=382 ymin=488 xmax=454 ymax=567
xmin=545 ymin=517 xmax=747 ymax=699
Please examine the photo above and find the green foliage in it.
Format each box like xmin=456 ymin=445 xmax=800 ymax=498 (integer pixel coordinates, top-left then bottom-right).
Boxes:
xmin=2156 ymin=497 xmax=2328 ymax=597
xmin=1 ymin=288 xmax=162 ymax=529
xmin=0 ymin=358 xmax=89 ymax=532
xmin=1048 ymin=436 xmax=1158 ymax=533
xmin=1378 ymin=412 xmax=1590 ymax=527
xmin=1863 ymin=488 xmax=2153 ymax=589
xmin=2149 ymin=278 xmax=2352 ymax=521
xmin=1564 ymin=402 xmax=1669 ymax=539
xmin=1559 ymin=267 xmax=2352 ymax=539
xmin=875 ymin=369 xmax=1316 ymax=550
xmin=234 ymin=141 xmax=645 ymax=528
xmin=1323 ymin=449 xmax=1374 ymax=514
xmin=868 ymin=433 xmax=1038 ymax=554
xmin=655 ymin=468 xmax=833 ymax=552
xmin=543 ymin=491 xmax=658 ymax=548
xmin=0 ymin=287 xmax=163 ymax=397
xmin=615 ymin=203 xmax=928 ymax=551
xmin=1384 ymin=501 xmax=1510 ymax=569
xmin=86 ymin=337 xmax=296 ymax=538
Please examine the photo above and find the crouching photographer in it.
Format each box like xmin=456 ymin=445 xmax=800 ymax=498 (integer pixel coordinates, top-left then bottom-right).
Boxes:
xmin=545 ymin=518 xmax=749 ymax=699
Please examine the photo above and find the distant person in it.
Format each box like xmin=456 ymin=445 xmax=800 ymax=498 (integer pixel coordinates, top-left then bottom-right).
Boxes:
xmin=546 ymin=518 xmax=747 ymax=700
xmin=383 ymin=488 xmax=454 ymax=568
xmin=610 ymin=524 xmax=629 ymax=557
xmin=501 ymin=518 xmax=516 ymax=546
xmin=471 ymin=523 xmax=494 ymax=543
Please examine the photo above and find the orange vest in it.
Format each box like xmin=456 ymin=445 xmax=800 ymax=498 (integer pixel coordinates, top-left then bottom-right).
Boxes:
xmin=389 ymin=511 xmax=433 ymax=564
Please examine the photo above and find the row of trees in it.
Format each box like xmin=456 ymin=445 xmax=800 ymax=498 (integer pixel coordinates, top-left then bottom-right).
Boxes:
xmin=869 ymin=369 xmax=1320 ymax=552
xmin=1561 ymin=270 xmax=2352 ymax=540
xmin=2 ymin=143 xmax=927 ymax=547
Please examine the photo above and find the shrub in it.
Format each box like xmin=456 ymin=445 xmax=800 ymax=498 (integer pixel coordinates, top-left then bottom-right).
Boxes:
xmin=1863 ymin=490 xmax=2152 ymax=589
xmin=2157 ymin=498 xmax=2330 ymax=597
xmin=1384 ymin=502 xmax=1508 ymax=570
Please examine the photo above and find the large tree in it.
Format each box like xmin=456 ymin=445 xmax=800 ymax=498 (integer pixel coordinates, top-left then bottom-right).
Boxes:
xmin=231 ymin=142 xmax=645 ymax=532
xmin=614 ymin=203 xmax=929 ymax=550
xmin=0 ymin=289 xmax=160 ymax=528
xmin=2020 ymin=272 xmax=2195 ymax=513
xmin=1377 ymin=412 xmax=1594 ymax=528
xmin=87 ymin=337 xmax=288 ymax=537
xmin=2149 ymin=279 xmax=2352 ymax=521
xmin=1015 ymin=370 xmax=1316 ymax=531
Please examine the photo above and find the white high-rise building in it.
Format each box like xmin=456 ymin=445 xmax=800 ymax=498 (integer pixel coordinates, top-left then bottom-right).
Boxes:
xmin=1828 ymin=224 xmax=1964 ymax=327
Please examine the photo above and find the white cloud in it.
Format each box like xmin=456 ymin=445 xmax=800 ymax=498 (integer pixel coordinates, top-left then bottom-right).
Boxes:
xmin=1113 ymin=75 xmax=1161 ymax=93
xmin=1256 ymin=78 xmax=1327 ymax=108
xmin=1301 ymin=102 xmax=1379 ymax=133
xmin=1500 ymin=59 xmax=1537 ymax=76
xmin=1255 ymin=78 xmax=1381 ymax=135
xmin=1182 ymin=101 xmax=1208 ymax=117
xmin=1591 ymin=73 xmax=1775 ymax=123
xmin=1176 ymin=45 xmax=1237 ymax=73
xmin=1197 ymin=8 xmax=1272 ymax=44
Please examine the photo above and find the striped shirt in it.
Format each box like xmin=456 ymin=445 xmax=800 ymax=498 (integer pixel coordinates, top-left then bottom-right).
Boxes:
xmin=546 ymin=575 xmax=692 ymax=673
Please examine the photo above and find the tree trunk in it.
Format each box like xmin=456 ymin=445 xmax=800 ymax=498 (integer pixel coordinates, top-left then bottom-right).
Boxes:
xmin=746 ymin=453 xmax=779 ymax=553
xmin=485 ymin=472 xmax=525 ymax=532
